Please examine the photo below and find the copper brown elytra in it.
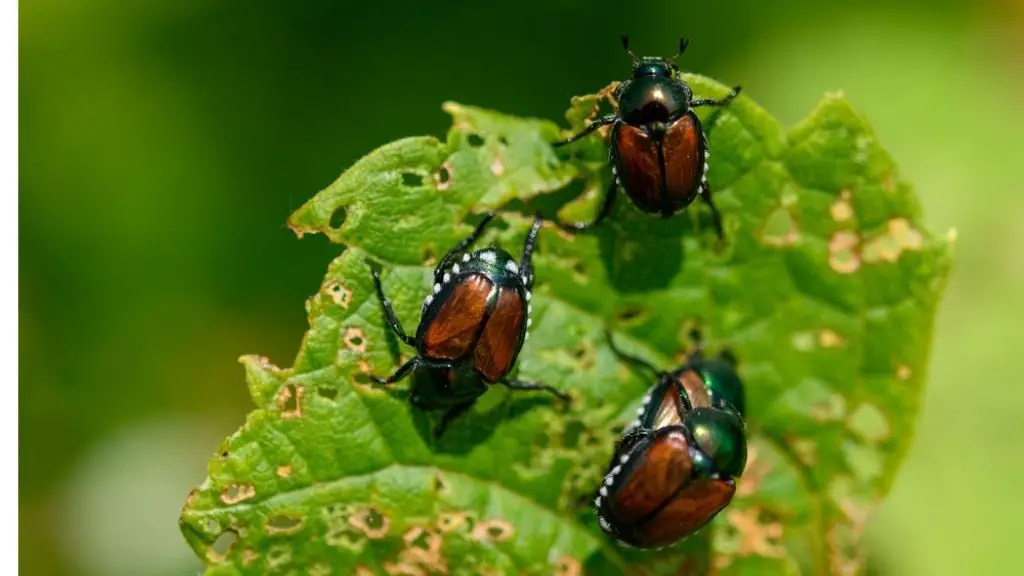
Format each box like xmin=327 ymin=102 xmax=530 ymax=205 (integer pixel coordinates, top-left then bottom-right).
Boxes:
xmin=553 ymin=36 xmax=742 ymax=238
xmin=593 ymin=330 xmax=747 ymax=549
xmin=369 ymin=213 xmax=569 ymax=438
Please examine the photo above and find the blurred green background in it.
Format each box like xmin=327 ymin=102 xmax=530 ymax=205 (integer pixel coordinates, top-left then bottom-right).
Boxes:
xmin=19 ymin=1 xmax=1024 ymax=574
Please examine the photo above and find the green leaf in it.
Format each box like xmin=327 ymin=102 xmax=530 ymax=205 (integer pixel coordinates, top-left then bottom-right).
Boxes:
xmin=180 ymin=76 xmax=953 ymax=575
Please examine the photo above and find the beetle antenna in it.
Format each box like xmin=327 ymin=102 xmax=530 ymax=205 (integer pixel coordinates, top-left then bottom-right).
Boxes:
xmin=620 ymin=35 xmax=639 ymax=65
xmin=672 ymin=37 xmax=690 ymax=61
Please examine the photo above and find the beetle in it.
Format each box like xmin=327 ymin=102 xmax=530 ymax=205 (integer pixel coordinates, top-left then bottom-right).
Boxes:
xmin=592 ymin=329 xmax=747 ymax=549
xmin=369 ymin=212 xmax=569 ymax=438
xmin=553 ymin=36 xmax=742 ymax=237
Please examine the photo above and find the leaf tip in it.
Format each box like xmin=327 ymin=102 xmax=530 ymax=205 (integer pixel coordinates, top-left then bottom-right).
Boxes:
xmin=285 ymin=217 xmax=306 ymax=239
xmin=239 ymin=354 xmax=279 ymax=371
xmin=804 ymin=90 xmax=868 ymax=131
xmin=442 ymin=100 xmax=470 ymax=127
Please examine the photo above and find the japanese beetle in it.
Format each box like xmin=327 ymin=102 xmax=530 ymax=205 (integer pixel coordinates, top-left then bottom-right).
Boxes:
xmin=553 ymin=36 xmax=742 ymax=237
xmin=369 ymin=213 xmax=569 ymax=437
xmin=593 ymin=330 xmax=747 ymax=549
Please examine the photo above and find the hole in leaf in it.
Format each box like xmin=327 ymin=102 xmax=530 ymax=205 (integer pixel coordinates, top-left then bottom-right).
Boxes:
xmin=267 ymin=514 xmax=303 ymax=534
xmin=343 ymin=327 xmax=367 ymax=352
xmin=437 ymin=512 xmax=470 ymax=533
xmin=324 ymin=281 xmax=351 ymax=308
xmin=554 ymin=555 xmax=582 ymax=576
xmin=615 ymin=307 xmax=646 ymax=323
xmin=365 ymin=509 xmax=385 ymax=529
xmin=472 ymin=519 xmax=514 ymax=542
xmin=329 ymin=206 xmax=347 ymax=229
xmin=566 ymin=342 xmax=596 ymax=371
xmin=350 ymin=507 xmax=390 ymax=539
xmin=401 ymin=172 xmax=424 ymax=187
xmin=404 ymin=527 xmax=428 ymax=550
xmin=467 ymin=133 xmax=485 ymax=147
xmin=220 ymin=483 xmax=256 ymax=505
xmin=208 ymin=530 xmax=238 ymax=562
xmin=277 ymin=384 xmax=303 ymax=419
xmin=435 ymin=162 xmax=453 ymax=191
xmin=404 ymin=526 xmax=442 ymax=553
xmin=572 ymin=260 xmax=587 ymax=278
xmin=281 ymin=385 xmax=297 ymax=411
xmin=760 ymin=508 xmax=782 ymax=524
xmin=317 ymin=386 xmax=337 ymax=400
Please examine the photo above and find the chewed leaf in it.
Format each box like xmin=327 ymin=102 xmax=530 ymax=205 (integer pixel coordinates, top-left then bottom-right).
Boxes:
xmin=286 ymin=104 xmax=576 ymax=265
xmin=181 ymin=75 xmax=952 ymax=574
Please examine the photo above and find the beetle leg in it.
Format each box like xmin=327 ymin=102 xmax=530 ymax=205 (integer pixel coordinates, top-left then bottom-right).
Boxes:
xmin=671 ymin=328 xmax=708 ymax=375
xmin=552 ymin=114 xmax=618 ymax=147
xmin=519 ymin=214 xmax=543 ymax=288
xmin=689 ymin=85 xmax=742 ymax=109
xmin=699 ymin=181 xmax=725 ymax=240
xmin=557 ymin=176 xmax=617 ymax=233
xmin=369 ymin=265 xmax=416 ymax=347
xmin=499 ymin=378 xmax=570 ymax=402
xmin=604 ymin=330 xmax=664 ymax=379
xmin=371 ymin=356 xmax=421 ymax=386
xmin=434 ymin=212 xmax=497 ymax=280
xmin=433 ymin=399 xmax=476 ymax=438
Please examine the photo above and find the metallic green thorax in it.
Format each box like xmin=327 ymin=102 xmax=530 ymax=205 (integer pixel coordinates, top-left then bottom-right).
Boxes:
xmin=460 ymin=248 xmax=526 ymax=287
xmin=632 ymin=57 xmax=674 ymax=79
xmin=698 ymin=359 xmax=746 ymax=418
xmin=616 ymin=56 xmax=694 ymax=126
xmin=617 ymin=74 xmax=692 ymax=126
xmin=685 ymin=407 xmax=747 ymax=479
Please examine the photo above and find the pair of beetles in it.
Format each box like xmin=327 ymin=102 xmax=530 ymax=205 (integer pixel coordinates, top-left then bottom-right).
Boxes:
xmin=368 ymin=38 xmax=747 ymax=550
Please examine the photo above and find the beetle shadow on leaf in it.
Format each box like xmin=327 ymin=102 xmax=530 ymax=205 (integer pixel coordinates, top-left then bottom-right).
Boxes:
xmin=360 ymin=371 xmax=436 ymax=441
xmin=611 ymin=529 xmax=712 ymax=573
xmin=379 ymin=326 xmax=406 ymax=361
xmin=526 ymin=179 xmax=690 ymax=294
xmin=596 ymin=208 xmax=688 ymax=294
xmin=432 ymin=391 xmax=560 ymax=456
